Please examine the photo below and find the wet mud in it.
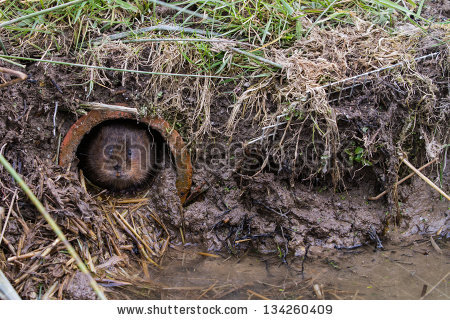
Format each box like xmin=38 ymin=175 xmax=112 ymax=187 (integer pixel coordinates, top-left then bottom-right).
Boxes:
xmin=0 ymin=35 xmax=448 ymax=299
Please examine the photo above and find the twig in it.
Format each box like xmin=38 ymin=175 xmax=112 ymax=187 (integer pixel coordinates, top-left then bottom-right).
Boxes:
xmin=197 ymin=252 xmax=220 ymax=258
xmin=381 ymin=252 xmax=448 ymax=298
xmin=369 ymin=158 xmax=438 ymax=200
xmin=7 ymin=249 xmax=40 ymax=262
xmin=0 ymin=37 xmax=7 ymax=55
xmin=52 ymin=102 xmax=58 ymax=137
xmin=116 ymin=198 xmax=149 ymax=204
xmin=111 ymin=210 xmax=159 ymax=267
xmin=0 ymin=189 xmax=17 ymax=247
xmin=429 ymin=236 xmax=442 ymax=254
xmin=0 ymin=67 xmax=28 ymax=88
xmin=179 ymin=226 xmax=185 ymax=244
xmin=148 ymin=210 xmax=169 ymax=236
xmin=14 ymin=260 xmax=40 ymax=285
xmin=0 ymin=236 xmax=16 ymax=255
xmin=400 ymin=156 xmax=449 ymax=200
xmin=159 ymin=236 xmax=170 ymax=259
xmin=41 ymin=238 xmax=61 ymax=257
xmin=78 ymin=102 xmax=138 ymax=115
xmin=247 ymin=289 xmax=270 ymax=300
xmin=0 ymin=154 xmax=107 ymax=300
xmin=55 ymin=133 xmax=62 ymax=165
xmin=196 ymin=281 xmax=217 ymax=299
xmin=313 ymin=284 xmax=325 ymax=299
xmin=42 ymin=281 xmax=59 ymax=300
xmin=420 ymin=272 xmax=449 ymax=300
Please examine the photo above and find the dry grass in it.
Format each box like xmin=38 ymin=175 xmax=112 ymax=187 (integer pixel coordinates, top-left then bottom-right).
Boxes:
xmin=0 ymin=0 xmax=448 ymax=300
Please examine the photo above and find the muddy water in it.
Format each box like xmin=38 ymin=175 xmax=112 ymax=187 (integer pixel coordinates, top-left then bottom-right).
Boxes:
xmin=111 ymin=237 xmax=448 ymax=300
xmin=105 ymin=165 xmax=449 ymax=300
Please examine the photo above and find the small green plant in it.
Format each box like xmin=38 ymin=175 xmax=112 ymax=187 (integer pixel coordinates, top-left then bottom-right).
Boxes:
xmin=277 ymin=245 xmax=283 ymax=259
xmin=328 ymin=260 xmax=340 ymax=270
xmin=345 ymin=145 xmax=373 ymax=166
xmin=285 ymin=106 xmax=305 ymax=121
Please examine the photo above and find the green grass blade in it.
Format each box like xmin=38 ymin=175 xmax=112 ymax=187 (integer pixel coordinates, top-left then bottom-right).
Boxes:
xmin=0 ymin=153 xmax=107 ymax=300
xmin=0 ymin=55 xmax=238 ymax=79
xmin=0 ymin=270 xmax=21 ymax=300
xmin=0 ymin=0 xmax=85 ymax=28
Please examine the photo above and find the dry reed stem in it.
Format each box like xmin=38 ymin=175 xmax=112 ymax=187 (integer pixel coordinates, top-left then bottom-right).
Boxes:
xmin=0 ymin=189 xmax=17 ymax=247
xmin=429 ymin=236 xmax=442 ymax=255
xmin=247 ymin=289 xmax=270 ymax=300
xmin=197 ymin=252 xmax=221 ymax=258
xmin=111 ymin=210 xmax=159 ymax=267
xmin=369 ymin=158 xmax=439 ymax=200
xmin=79 ymin=102 xmax=139 ymax=115
xmin=400 ymin=156 xmax=450 ymax=200
xmin=148 ymin=210 xmax=169 ymax=236
xmin=420 ymin=272 xmax=449 ymax=300
xmin=40 ymin=238 xmax=61 ymax=257
xmin=116 ymin=198 xmax=150 ymax=204
xmin=196 ymin=281 xmax=217 ymax=300
xmin=42 ymin=281 xmax=59 ymax=300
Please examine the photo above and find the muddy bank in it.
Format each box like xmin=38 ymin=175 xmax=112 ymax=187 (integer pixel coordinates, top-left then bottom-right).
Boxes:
xmin=0 ymin=25 xmax=448 ymax=299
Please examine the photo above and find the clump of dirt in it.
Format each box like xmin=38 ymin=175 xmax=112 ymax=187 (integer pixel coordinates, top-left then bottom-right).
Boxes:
xmin=0 ymin=18 xmax=448 ymax=300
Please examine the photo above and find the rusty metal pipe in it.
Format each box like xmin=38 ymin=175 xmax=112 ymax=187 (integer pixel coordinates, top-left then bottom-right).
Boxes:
xmin=59 ymin=110 xmax=192 ymax=204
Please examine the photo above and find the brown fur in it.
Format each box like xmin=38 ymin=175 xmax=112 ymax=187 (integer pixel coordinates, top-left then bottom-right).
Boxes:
xmin=83 ymin=123 xmax=155 ymax=190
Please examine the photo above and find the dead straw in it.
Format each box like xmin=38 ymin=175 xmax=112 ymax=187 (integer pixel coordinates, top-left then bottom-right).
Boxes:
xmin=0 ymin=67 xmax=27 ymax=88
xmin=429 ymin=236 xmax=442 ymax=255
xmin=420 ymin=272 xmax=449 ymax=300
xmin=400 ymin=155 xmax=449 ymax=200
xmin=247 ymin=289 xmax=270 ymax=300
xmin=0 ymin=153 xmax=107 ymax=300
xmin=79 ymin=102 xmax=139 ymax=115
xmin=110 ymin=210 xmax=159 ymax=267
xmin=196 ymin=281 xmax=217 ymax=300
xmin=42 ymin=281 xmax=59 ymax=300
xmin=369 ymin=158 xmax=439 ymax=200
xmin=197 ymin=252 xmax=221 ymax=258
xmin=0 ymin=189 xmax=17 ymax=247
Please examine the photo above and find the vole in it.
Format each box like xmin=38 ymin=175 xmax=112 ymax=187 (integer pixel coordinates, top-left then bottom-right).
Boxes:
xmin=81 ymin=123 xmax=155 ymax=191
